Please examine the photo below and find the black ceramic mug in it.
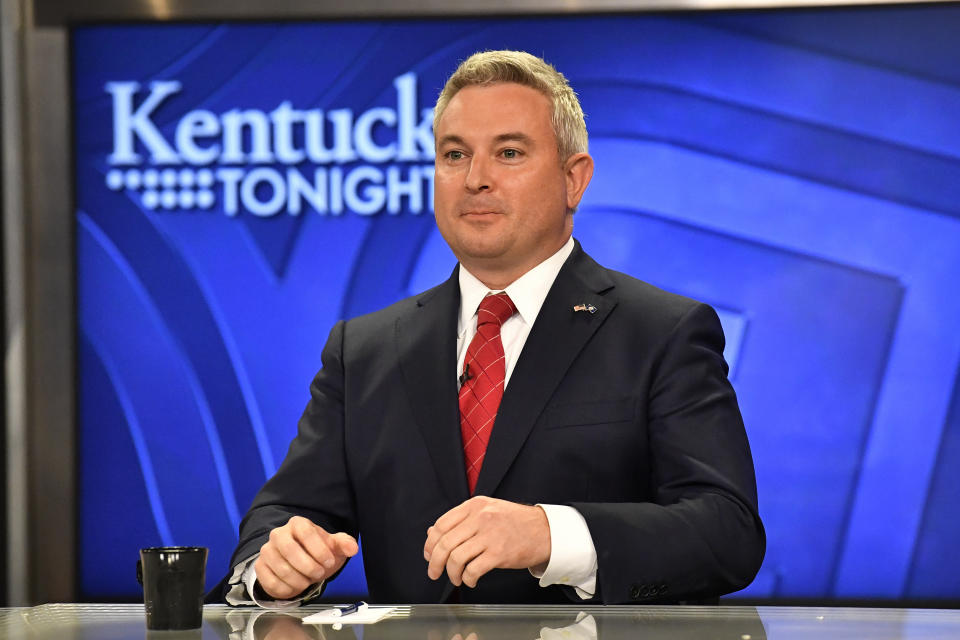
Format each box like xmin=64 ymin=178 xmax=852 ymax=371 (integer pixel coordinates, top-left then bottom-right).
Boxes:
xmin=136 ymin=546 xmax=208 ymax=630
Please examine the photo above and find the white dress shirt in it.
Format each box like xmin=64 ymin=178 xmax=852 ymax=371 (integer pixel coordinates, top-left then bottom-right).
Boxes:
xmin=228 ymin=236 xmax=597 ymax=606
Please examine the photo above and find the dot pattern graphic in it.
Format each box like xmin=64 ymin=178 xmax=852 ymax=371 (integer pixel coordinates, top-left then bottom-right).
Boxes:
xmin=106 ymin=168 xmax=218 ymax=211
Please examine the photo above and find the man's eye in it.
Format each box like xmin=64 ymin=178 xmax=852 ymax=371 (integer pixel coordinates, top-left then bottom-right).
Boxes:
xmin=502 ymin=149 xmax=519 ymax=159
xmin=446 ymin=150 xmax=464 ymax=160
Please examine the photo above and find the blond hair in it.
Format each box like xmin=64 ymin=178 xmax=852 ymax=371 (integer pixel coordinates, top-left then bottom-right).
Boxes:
xmin=434 ymin=50 xmax=588 ymax=161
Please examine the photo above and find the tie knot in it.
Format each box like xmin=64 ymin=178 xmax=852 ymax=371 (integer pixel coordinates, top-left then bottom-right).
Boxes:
xmin=477 ymin=292 xmax=516 ymax=327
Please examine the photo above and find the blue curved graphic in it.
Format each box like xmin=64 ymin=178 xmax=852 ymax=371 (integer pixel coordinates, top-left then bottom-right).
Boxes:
xmin=78 ymin=212 xmax=242 ymax=589
xmin=78 ymin=159 xmax=270 ymax=510
xmin=82 ymin=329 xmax=175 ymax=547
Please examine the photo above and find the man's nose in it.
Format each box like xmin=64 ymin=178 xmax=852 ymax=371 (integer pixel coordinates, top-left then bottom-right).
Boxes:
xmin=464 ymin=156 xmax=492 ymax=192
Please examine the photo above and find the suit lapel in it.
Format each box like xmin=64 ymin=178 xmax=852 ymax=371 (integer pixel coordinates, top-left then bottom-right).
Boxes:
xmin=395 ymin=268 xmax=470 ymax=505
xmin=473 ymin=243 xmax=617 ymax=497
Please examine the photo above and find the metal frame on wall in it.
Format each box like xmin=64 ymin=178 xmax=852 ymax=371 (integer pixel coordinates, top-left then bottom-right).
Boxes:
xmin=5 ymin=0 xmax=953 ymax=605
xmin=29 ymin=0 xmax=954 ymax=24
xmin=2 ymin=0 xmax=28 ymax=608
xmin=0 ymin=0 xmax=9 ymax=610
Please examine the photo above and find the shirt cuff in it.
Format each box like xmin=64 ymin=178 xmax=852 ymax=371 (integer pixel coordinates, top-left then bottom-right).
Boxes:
xmin=225 ymin=553 xmax=323 ymax=609
xmin=530 ymin=504 xmax=597 ymax=599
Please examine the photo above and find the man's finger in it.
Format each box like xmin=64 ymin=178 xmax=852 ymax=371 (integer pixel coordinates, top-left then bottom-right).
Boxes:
xmin=461 ymin=551 xmax=496 ymax=588
xmin=424 ymin=526 xmax=440 ymax=561
xmin=444 ymin=536 xmax=485 ymax=586
xmin=288 ymin=518 xmax=331 ymax=560
xmin=260 ymin=542 xmax=316 ymax=587
xmin=331 ymin=532 xmax=359 ymax=558
xmin=424 ymin=499 xmax=477 ymax=560
xmin=268 ymin=528 xmax=327 ymax=581
xmin=432 ymin=499 xmax=474 ymax=533
xmin=255 ymin=553 xmax=308 ymax=600
xmin=291 ymin=524 xmax=342 ymax=570
xmin=427 ymin=520 xmax=479 ymax=581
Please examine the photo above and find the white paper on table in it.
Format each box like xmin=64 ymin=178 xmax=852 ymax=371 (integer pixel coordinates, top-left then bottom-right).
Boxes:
xmin=302 ymin=606 xmax=397 ymax=625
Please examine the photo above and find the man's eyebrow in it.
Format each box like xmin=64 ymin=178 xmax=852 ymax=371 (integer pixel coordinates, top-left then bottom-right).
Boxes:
xmin=436 ymin=134 xmax=467 ymax=147
xmin=436 ymin=132 xmax=535 ymax=147
xmin=493 ymin=132 xmax=534 ymax=146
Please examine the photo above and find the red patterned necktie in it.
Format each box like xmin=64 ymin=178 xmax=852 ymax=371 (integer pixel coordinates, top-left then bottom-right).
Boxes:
xmin=459 ymin=292 xmax=517 ymax=494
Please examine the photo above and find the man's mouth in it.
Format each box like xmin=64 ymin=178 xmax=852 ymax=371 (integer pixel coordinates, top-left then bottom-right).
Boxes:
xmin=461 ymin=210 xmax=502 ymax=216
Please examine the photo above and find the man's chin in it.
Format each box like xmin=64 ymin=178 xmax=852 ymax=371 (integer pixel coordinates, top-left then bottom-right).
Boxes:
xmin=454 ymin=239 xmax=512 ymax=263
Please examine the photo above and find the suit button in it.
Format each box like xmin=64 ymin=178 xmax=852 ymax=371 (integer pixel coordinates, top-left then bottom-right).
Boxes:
xmin=630 ymin=584 xmax=642 ymax=600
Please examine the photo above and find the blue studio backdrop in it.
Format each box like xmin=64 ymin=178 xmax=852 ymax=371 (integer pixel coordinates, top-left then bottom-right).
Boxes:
xmin=73 ymin=8 xmax=960 ymax=601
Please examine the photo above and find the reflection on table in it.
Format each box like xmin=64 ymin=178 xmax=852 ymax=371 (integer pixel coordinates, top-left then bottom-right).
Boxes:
xmin=1 ymin=603 xmax=959 ymax=639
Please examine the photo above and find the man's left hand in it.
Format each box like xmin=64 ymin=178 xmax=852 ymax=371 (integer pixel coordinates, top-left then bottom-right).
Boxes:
xmin=423 ymin=496 xmax=551 ymax=587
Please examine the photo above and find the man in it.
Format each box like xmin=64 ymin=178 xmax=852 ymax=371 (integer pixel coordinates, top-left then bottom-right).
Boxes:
xmin=220 ymin=50 xmax=764 ymax=606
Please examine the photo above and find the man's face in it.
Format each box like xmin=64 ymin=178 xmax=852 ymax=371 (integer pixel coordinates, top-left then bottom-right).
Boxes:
xmin=433 ymin=82 xmax=592 ymax=284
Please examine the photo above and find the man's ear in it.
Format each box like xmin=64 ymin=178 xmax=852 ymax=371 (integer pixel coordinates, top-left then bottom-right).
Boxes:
xmin=564 ymin=152 xmax=594 ymax=212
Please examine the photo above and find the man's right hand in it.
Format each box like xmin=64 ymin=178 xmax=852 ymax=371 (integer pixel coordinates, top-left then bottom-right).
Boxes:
xmin=254 ymin=516 xmax=358 ymax=600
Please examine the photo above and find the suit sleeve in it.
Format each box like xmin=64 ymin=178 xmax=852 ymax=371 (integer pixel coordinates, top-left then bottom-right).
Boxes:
xmin=219 ymin=320 xmax=358 ymax=602
xmin=572 ymin=303 xmax=765 ymax=604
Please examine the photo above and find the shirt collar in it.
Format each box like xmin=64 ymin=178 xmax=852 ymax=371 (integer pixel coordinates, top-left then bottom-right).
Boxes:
xmin=458 ymin=236 xmax=575 ymax=333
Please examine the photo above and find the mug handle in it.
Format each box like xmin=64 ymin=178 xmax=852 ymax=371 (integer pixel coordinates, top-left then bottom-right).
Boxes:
xmin=136 ymin=558 xmax=143 ymax=586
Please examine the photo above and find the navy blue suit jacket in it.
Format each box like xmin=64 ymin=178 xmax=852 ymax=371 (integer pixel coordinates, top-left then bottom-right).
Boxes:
xmin=221 ymin=241 xmax=764 ymax=604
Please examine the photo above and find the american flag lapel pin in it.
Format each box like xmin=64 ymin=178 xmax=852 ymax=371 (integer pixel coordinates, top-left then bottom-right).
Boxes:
xmin=573 ymin=303 xmax=597 ymax=314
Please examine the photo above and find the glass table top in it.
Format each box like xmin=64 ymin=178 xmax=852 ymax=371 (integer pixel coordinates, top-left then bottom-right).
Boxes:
xmin=1 ymin=603 xmax=959 ymax=639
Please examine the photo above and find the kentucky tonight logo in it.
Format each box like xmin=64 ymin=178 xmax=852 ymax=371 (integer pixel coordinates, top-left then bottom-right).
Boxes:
xmin=103 ymin=73 xmax=436 ymax=217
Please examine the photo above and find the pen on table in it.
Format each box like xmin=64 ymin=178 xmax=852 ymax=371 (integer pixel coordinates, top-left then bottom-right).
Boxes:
xmin=327 ymin=601 xmax=368 ymax=617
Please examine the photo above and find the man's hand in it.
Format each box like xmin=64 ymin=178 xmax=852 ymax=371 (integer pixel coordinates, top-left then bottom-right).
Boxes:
xmin=254 ymin=516 xmax=358 ymax=600
xmin=423 ymin=496 xmax=551 ymax=588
